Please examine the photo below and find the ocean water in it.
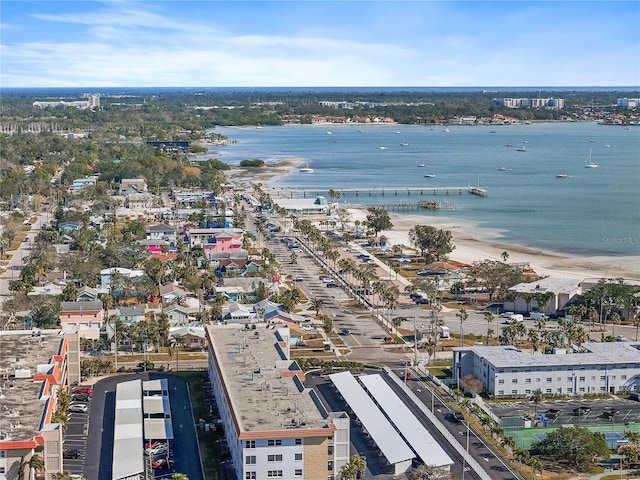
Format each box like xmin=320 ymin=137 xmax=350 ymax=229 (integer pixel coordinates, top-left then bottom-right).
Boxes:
xmin=207 ymin=122 xmax=640 ymax=260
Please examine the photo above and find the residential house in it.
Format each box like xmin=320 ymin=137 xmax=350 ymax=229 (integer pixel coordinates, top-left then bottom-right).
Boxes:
xmin=159 ymin=284 xmax=189 ymax=304
xmin=216 ymin=258 xmax=265 ymax=276
xmin=70 ymin=176 xmax=98 ymax=193
xmin=76 ymin=285 xmax=99 ymax=301
xmin=221 ymin=303 xmax=260 ymax=323
xmin=120 ymin=178 xmax=147 ymax=194
xmin=169 ymin=325 xmax=206 ymax=350
xmin=119 ymin=306 xmax=147 ymax=324
xmin=138 ymin=238 xmax=171 ymax=254
xmin=503 ymin=277 xmax=582 ymax=316
xmin=124 ymin=192 xmax=154 ymax=209
xmin=186 ymin=228 xmax=243 ymax=254
xmin=100 ymin=267 xmax=145 ymax=288
xmin=27 ymin=281 xmax=65 ymax=297
xmin=57 ymin=221 xmax=80 ymax=233
xmin=59 ymin=300 xmax=104 ymax=335
xmin=147 ymin=224 xmax=177 ymax=243
xmin=163 ymin=304 xmax=194 ymax=327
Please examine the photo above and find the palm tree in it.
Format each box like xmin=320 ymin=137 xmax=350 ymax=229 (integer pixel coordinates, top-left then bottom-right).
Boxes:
xmin=530 ymin=389 xmax=544 ymax=417
xmin=609 ymin=312 xmax=621 ymax=338
xmin=484 ymin=311 xmax=494 ymax=345
xmin=456 ymin=308 xmax=468 ymax=347
xmin=27 ymin=454 xmax=44 ymax=480
xmin=309 ymin=298 xmax=324 ymax=316
xmin=340 ymin=455 xmax=366 ymax=480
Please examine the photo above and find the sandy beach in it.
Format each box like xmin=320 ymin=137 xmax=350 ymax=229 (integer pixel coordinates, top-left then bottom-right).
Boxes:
xmin=228 ymin=159 xmax=640 ymax=282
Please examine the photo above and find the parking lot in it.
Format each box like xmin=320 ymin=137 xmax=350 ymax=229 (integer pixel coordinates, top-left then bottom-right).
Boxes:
xmin=63 ymin=390 xmax=92 ymax=477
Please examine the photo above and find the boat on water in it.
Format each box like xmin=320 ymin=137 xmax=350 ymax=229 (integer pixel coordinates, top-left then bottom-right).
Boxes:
xmin=417 ymin=163 xmax=426 ymax=167
xmin=556 ymin=174 xmax=568 ymax=178
xmin=325 ymin=130 xmax=332 ymax=135
xmin=490 ymin=130 xmax=497 ymax=133
xmin=378 ymin=146 xmax=387 ymax=150
xmin=589 ymin=137 xmax=596 ymax=142
xmin=468 ymin=177 xmax=487 ymax=196
xmin=516 ymin=146 xmax=527 ymax=152
xmin=424 ymin=173 xmax=436 ymax=178
xmin=443 ymin=128 xmax=450 ymax=133
xmin=505 ymin=143 xmax=513 ymax=147
xmin=585 ymin=148 xmax=598 ymax=168
xmin=400 ymin=142 xmax=409 ymax=146
xmin=299 ymin=163 xmax=314 ymax=173
xmin=498 ymin=167 xmax=512 ymax=171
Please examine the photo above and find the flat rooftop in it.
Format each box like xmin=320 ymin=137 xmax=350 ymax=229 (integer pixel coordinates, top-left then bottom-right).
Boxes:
xmin=0 ymin=330 xmax=65 ymax=442
xmin=207 ymin=324 xmax=329 ymax=433
xmin=456 ymin=342 xmax=640 ymax=368
xmin=508 ymin=277 xmax=582 ymax=294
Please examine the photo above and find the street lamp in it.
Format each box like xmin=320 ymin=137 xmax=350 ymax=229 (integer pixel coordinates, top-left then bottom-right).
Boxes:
xmin=462 ymin=419 xmax=470 ymax=480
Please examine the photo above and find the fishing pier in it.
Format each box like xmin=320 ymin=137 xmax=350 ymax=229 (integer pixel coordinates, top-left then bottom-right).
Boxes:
xmin=272 ymin=185 xmax=487 ymax=198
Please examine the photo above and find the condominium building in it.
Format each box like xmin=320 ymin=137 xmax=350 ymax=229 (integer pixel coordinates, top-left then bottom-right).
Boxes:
xmin=453 ymin=342 xmax=640 ymax=398
xmin=205 ymin=324 xmax=350 ymax=480
xmin=0 ymin=331 xmax=80 ymax=480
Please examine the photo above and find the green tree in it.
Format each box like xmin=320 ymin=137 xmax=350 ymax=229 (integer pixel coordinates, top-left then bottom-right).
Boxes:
xmin=364 ymin=207 xmax=393 ymax=237
xmin=339 ymin=455 xmax=367 ymax=480
xmin=408 ymin=464 xmax=452 ymax=480
xmin=309 ymin=298 xmax=325 ymax=316
xmin=531 ymin=426 xmax=610 ymax=469
xmin=530 ymin=389 xmax=544 ymax=417
xmin=408 ymin=224 xmax=455 ymax=263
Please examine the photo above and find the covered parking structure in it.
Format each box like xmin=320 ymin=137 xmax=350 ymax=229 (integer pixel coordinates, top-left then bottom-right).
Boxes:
xmin=359 ymin=374 xmax=453 ymax=470
xmin=112 ymin=379 xmax=144 ymax=480
xmin=142 ymin=379 xmax=174 ymax=442
xmin=329 ymin=371 xmax=415 ymax=475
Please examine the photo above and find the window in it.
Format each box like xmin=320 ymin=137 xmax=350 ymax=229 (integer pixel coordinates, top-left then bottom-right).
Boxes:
xmin=267 ymin=471 xmax=283 ymax=478
xmin=295 ymin=453 xmax=303 ymax=461
xmin=245 ymin=456 xmax=256 ymax=465
xmin=579 ymin=376 xmax=585 ymax=381
xmin=268 ymin=454 xmax=283 ymax=462
xmin=525 ymin=378 xmax=531 ymax=384
xmin=295 ymin=469 xmax=303 ymax=477
xmin=498 ymin=379 xmax=504 ymax=384
xmin=600 ymin=376 xmax=606 ymax=380
xmin=328 ymin=461 xmax=334 ymax=471
xmin=546 ymin=378 xmax=552 ymax=383
xmin=525 ymin=389 xmax=531 ymax=395
xmin=557 ymin=377 xmax=561 ymax=382
xmin=546 ymin=389 xmax=552 ymax=394
xmin=498 ymin=390 xmax=504 ymax=395
xmin=512 ymin=379 xmax=518 ymax=383
xmin=622 ymin=375 xmax=627 ymax=380
xmin=567 ymin=377 xmax=573 ymax=382
xmin=245 ymin=440 xmax=255 ymax=449
xmin=245 ymin=473 xmax=256 ymax=480
xmin=328 ymin=445 xmax=334 ymax=455
xmin=295 ymin=438 xmax=302 ymax=445
xmin=511 ymin=390 xmax=518 ymax=395
xmin=268 ymin=439 xmax=282 ymax=447
xmin=0 ymin=467 xmax=5 ymax=474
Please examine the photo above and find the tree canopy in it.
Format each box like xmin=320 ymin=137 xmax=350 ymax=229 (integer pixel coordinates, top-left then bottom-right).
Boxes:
xmin=531 ymin=426 xmax=610 ymax=469
xmin=408 ymin=224 xmax=454 ymax=263
xmin=365 ymin=207 xmax=393 ymax=237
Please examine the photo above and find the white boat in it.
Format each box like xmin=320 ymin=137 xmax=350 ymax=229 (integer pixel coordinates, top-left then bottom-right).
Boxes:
xmin=325 ymin=130 xmax=332 ymax=135
xmin=400 ymin=142 xmax=409 ymax=146
xmin=378 ymin=146 xmax=387 ymax=150
xmin=417 ymin=163 xmax=426 ymax=167
xmin=556 ymin=174 xmax=568 ymax=178
xmin=424 ymin=173 xmax=436 ymax=178
xmin=490 ymin=130 xmax=497 ymax=133
xmin=498 ymin=167 xmax=512 ymax=171
xmin=585 ymin=148 xmax=598 ymax=168
xmin=299 ymin=163 xmax=314 ymax=173
xmin=589 ymin=137 xmax=596 ymax=142
xmin=505 ymin=143 xmax=513 ymax=147
xmin=443 ymin=128 xmax=450 ymax=133
xmin=516 ymin=146 xmax=527 ymax=152
xmin=468 ymin=177 xmax=487 ymax=196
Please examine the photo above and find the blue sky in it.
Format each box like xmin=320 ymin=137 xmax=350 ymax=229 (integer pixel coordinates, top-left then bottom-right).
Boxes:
xmin=1 ymin=1 xmax=639 ymax=88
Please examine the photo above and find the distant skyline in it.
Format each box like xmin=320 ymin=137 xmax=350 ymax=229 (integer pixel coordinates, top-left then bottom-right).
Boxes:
xmin=1 ymin=1 xmax=639 ymax=89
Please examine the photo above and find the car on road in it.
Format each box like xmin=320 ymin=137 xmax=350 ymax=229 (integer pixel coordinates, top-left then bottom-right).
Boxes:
xmin=452 ymin=412 xmax=465 ymax=423
xmin=145 ymin=444 xmax=169 ymax=456
xmin=68 ymin=403 xmax=88 ymax=413
xmin=573 ymin=406 xmax=591 ymax=415
xmin=294 ymin=276 xmax=304 ymax=282
xmin=616 ymin=335 xmax=627 ymax=342
xmin=339 ymin=328 xmax=350 ymax=336
xmin=63 ymin=448 xmax=80 ymax=459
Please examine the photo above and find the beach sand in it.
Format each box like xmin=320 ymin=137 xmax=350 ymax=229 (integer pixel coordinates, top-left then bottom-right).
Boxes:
xmin=228 ymin=159 xmax=640 ymax=281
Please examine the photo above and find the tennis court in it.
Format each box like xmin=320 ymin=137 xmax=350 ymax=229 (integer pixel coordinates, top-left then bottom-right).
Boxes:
xmin=506 ymin=423 xmax=640 ymax=450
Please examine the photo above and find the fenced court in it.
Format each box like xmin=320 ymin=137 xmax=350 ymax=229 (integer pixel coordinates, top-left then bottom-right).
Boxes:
xmin=506 ymin=423 xmax=640 ymax=450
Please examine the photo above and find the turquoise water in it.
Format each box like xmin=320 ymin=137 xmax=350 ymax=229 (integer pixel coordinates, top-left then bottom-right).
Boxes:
xmin=208 ymin=123 xmax=640 ymax=260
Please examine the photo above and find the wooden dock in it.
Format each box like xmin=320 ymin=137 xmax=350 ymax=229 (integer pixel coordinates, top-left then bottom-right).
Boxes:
xmin=273 ymin=186 xmax=486 ymax=198
xmin=357 ymin=201 xmax=456 ymax=211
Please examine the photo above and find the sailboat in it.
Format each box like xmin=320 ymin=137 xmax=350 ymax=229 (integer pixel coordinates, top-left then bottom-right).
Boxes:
xmin=585 ymin=148 xmax=598 ymax=168
xmin=299 ymin=162 xmax=314 ymax=173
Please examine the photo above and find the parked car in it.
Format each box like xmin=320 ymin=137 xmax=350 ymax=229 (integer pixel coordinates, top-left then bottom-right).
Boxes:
xmin=544 ymin=408 xmax=560 ymax=418
xmin=339 ymin=328 xmax=350 ymax=336
xmin=603 ymin=407 xmax=620 ymax=418
xmin=294 ymin=276 xmax=304 ymax=282
xmin=72 ymin=393 xmax=91 ymax=402
xmin=73 ymin=386 xmax=93 ymax=395
xmin=326 ymin=282 xmax=339 ymax=288
xmin=573 ymin=406 xmax=591 ymax=415
xmin=616 ymin=335 xmax=627 ymax=342
xmin=68 ymin=403 xmax=88 ymax=413
xmin=145 ymin=444 xmax=169 ymax=456
xmin=152 ymin=458 xmax=175 ymax=469
xmin=452 ymin=412 xmax=465 ymax=423
xmin=63 ymin=449 xmax=80 ymax=459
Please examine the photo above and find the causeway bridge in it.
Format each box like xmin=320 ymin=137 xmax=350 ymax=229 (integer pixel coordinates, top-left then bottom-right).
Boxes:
xmin=271 ymin=186 xmax=486 ymax=198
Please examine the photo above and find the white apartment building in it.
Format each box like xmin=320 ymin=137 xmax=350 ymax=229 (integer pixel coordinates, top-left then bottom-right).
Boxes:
xmin=617 ymin=98 xmax=640 ymax=109
xmin=493 ymin=97 xmax=565 ymax=109
xmin=205 ymin=324 xmax=350 ymax=480
xmin=453 ymin=342 xmax=640 ymax=398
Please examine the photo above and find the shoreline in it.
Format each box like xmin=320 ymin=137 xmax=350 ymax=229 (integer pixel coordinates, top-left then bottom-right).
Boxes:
xmin=227 ymin=158 xmax=640 ymax=281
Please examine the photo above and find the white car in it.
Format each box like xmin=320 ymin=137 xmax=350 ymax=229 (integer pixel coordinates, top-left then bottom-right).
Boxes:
xmin=145 ymin=444 xmax=169 ymax=456
xmin=68 ymin=403 xmax=88 ymax=413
